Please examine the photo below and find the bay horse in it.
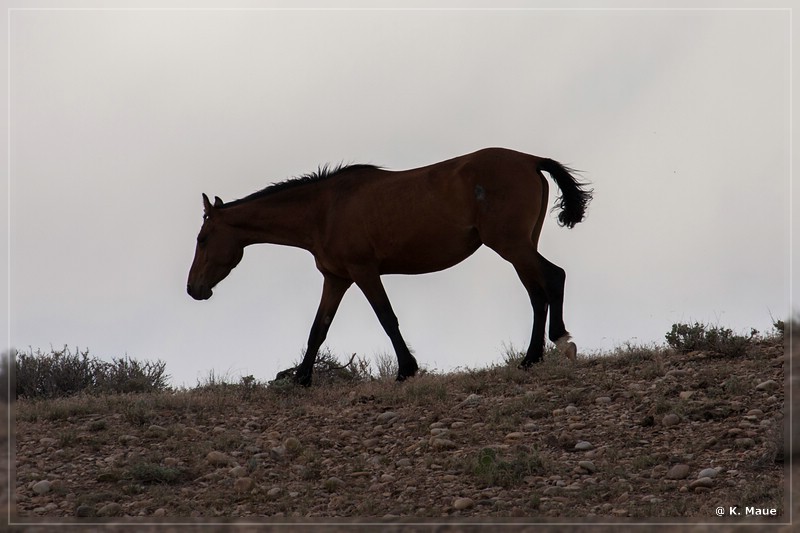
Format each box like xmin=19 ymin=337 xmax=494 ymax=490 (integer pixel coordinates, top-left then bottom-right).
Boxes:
xmin=187 ymin=147 xmax=592 ymax=386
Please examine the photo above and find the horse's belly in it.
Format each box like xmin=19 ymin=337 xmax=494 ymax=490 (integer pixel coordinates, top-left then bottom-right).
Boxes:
xmin=377 ymin=229 xmax=482 ymax=274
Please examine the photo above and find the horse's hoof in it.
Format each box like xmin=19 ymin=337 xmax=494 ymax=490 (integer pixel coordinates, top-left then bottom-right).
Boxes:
xmin=565 ymin=342 xmax=577 ymax=361
xmin=396 ymin=362 xmax=418 ymax=382
xmin=293 ymin=375 xmax=312 ymax=387
xmin=396 ymin=369 xmax=417 ymax=382
xmin=396 ymin=372 xmax=413 ymax=382
xmin=278 ymin=367 xmax=311 ymax=387
xmin=555 ymin=336 xmax=577 ymax=361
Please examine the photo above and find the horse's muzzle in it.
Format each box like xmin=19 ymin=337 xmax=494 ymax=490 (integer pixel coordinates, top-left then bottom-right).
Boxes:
xmin=187 ymin=283 xmax=213 ymax=300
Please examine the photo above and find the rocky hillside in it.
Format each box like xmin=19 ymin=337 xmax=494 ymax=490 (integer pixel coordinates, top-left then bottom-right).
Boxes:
xmin=9 ymin=336 xmax=791 ymax=528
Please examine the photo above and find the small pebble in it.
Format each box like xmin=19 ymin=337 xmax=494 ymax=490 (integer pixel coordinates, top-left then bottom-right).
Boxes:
xmin=229 ymin=466 xmax=247 ymax=478
xmin=690 ymin=477 xmax=714 ymax=490
xmin=755 ymin=380 xmax=778 ymax=391
xmin=207 ymin=451 xmax=234 ymax=465
xmin=376 ymin=411 xmax=398 ymax=423
xmin=697 ymin=467 xmax=720 ymax=479
xmin=97 ymin=502 xmax=122 ymax=517
xmin=32 ymin=480 xmax=51 ymax=495
xmin=233 ymin=477 xmax=254 ymax=492
xmin=662 ymin=414 xmax=680 ymax=427
xmin=666 ymin=464 xmax=690 ymax=480
xmin=453 ymin=497 xmax=475 ymax=510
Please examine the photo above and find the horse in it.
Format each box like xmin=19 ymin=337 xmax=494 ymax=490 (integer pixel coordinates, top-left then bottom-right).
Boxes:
xmin=187 ymin=147 xmax=592 ymax=386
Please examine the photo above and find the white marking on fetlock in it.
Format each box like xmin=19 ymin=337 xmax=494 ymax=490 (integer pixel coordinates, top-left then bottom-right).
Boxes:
xmin=555 ymin=335 xmax=577 ymax=361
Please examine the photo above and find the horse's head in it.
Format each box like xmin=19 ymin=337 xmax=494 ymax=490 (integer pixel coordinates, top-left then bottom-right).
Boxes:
xmin=187 ymin=194 xmax=244 ymax=300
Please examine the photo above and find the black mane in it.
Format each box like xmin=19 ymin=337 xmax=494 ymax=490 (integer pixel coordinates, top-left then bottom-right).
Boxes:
xmin=220 ymin=163 xmax=381 ymax=209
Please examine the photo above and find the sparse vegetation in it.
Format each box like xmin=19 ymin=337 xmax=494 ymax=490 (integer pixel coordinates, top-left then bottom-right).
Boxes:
xmin=11 ymin=346 xmax=169 ymax=399
xmin=665 ymin=322 xmax=753 ymax=357
xmin=464 ymin=447 xmax=549 ymax=488
xmin=8 ymin=320 xmax=790 ymax=520
xmin=128 ymin=462 xmax=187 ymax=485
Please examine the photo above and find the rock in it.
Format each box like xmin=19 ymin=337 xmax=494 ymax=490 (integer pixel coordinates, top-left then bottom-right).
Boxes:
xmin=697 ymin=467 xmax=720 ymax=479
xmin=206 ymin=451 xmax=234 ymax=466
xmin=679 ymin=391 xmax=695 ymax=400
xmin=233 ymin=477 xmax=254 ymax=492
xmin=325 ymin=477 xmax=345 ymax=491
xmin=505 ymin=432 xmax=526 ymax=440
xmin=453 ymin=497 xmax=475 ymax=510
xmin=39 ymin=438 xmax=58 ymax=447
xmin=459 ymin=394 xmax=483 ymax=407
xmin=666 ymin=464 xmax=690 ymax=480
xmin=734 ymin=438 xmax=755 ymax=448
xmin=97 ymin=502 xmax=122 ymax=517
xmin=430 ymin=438 xmax=457 ymax=450
xmin=578 ymin=461 xmax=596 ymax=473
xmin=118 ymin=434 xmax=140 ymax=445
xmin=662 ymin=414 xmax=680 ymax=427
xmin=229 ymin=466 xmax=247 ymax=478
xmin=689 ymin=477 xmax=714 ymax=490
xmin=75 ymin=505 xmax=94 ymax=517
xmin=380 ymin=474 xmax=395 ymax=483
xmin=376 ymin=411 xmax=399 ymax=423
xmin=565 ymin=405 xmax=578 ymax=414
xmin=153 ymin=508 xmax=168 ymax=517
xmin=756 ymin=380 xmax=778 ymax=391
xmin=574 ymin=441 xmax=593 ymax=451
xmin=270 ymin=446 xmax=287 ymax=460
xmin=595 ymin=396 xmax=612 ymax=404
xmin=32 ymin=480 xmax=51 ymax=495
xmin=283 ymin=437 xmax=302 ymax=453
xmin=267 ymin=487 xmax=282 ymax=498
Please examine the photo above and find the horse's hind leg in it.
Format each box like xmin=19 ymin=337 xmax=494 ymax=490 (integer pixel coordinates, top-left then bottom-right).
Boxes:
xmin=487 ymin=242 xmax=576 ymax=365
xmin=537 ymin=253 xmax=577 ymax=361
xmin=518 ymin=275 xmax=548 ymax=368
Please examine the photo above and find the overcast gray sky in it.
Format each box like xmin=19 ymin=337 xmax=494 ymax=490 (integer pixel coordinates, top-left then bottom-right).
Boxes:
xmin=4 ymin=2 xmax=795 ymax=387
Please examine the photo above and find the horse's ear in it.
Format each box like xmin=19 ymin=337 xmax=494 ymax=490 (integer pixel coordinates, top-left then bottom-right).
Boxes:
xmin=214 ymin=196 xmax=223 ymax=208
xmin=202 ymin=193 xmax=214 ymax=215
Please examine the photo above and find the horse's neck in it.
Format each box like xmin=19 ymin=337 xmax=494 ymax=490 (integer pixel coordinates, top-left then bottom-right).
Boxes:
xmin=224 ymin=191 xmax=319 ymax=250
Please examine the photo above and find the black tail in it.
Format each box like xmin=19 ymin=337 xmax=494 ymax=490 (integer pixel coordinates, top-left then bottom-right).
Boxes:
xmin=538 ymin=158 xmax=593 ymax=229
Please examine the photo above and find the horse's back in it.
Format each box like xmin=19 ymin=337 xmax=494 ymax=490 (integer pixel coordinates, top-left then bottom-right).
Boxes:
xmin=314 ymin=148 xmax=547 ymax=275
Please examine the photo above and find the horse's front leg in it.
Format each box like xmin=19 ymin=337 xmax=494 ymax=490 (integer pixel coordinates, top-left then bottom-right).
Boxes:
xmin=293 ymin=274 xmax=352 ymax=386
xmin=351 ymin=270 xmax=419 ymax=381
